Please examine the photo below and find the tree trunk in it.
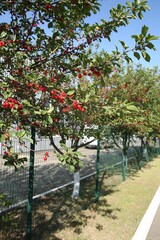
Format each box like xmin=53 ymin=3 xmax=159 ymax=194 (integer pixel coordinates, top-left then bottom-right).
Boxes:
xmin=72 ymin=171 xmax=80 ymax=199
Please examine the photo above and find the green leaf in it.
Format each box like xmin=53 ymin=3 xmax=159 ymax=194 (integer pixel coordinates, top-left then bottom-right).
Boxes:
xmin=131 ymin=34 xmax=139 ymax=41
xmin=47 ymin=104 xmax=54 ymax=114
xmin=126 ymin=1 xmax=132 ymax=7
xmin=142 ymin=51 xmax=151 ymax=62
xmin=79 ymin=161 xmax=84 ymax=168
xmin=144 ymin=52 xmax=151 ymax=62
xmin=23 ymin=109 xmax=30 ymax=115
xmin=103 ymin=106 xmax=112 ymax=110
xmin=68 ymin=165 xmax=75 ymax=173
xmin=22 ymin=99 xmax=32 ymax=106
xmin=134 ymin=52 xmax=140 ymax=60
xmin=146 ymin=42 xmax=155 ymax=49
xmin=0 ymin=134 xmax=6 ymax=142
xmin=48 ymin=22 xmax=53 ymax=28
xmin=119 ymin=40 xmax=128 ymax=49
xmin=67 ymin=90 xmax=75 ymax=95
xmin=34 ymin=110 xmax=41 ymax=115
xmin=16 ymin=130 xmax=26 ymax=138
xmin=8 ymin=130 xmax=16 ymax=138
xmin=48 ymin=116 xmax=53 ymax=124
xmin=126 ymin=105 xmax=138 ymax=111
xmin=117 ymin=4 xmax=121 ymax=10
xmin=146 ymin=35 xmax=159 ymax=41
xmin=85 ymin=94 xmax=90 ymax=103
xmin=41 ymin=110 xmax=47 ymax=115
xmin=125 ymin=55 xmax=132 ymax=63
xmin=141 ymin=25 xmax=148 ymax=36
xmin=142 ymin=51 xmax=146 ymax=59
xmin=138 ymin=12 xmax=143 ymax=19
xmin=0 ymin=31 xmax=7 ymax=38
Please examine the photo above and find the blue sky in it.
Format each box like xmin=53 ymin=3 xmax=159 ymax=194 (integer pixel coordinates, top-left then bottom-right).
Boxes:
xmin=86 ymin=0 xmax=160 ymax=68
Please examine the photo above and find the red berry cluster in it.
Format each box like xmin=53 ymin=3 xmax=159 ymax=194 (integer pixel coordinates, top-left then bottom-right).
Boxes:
xmin=4 ymin=151 xmax=9 ymax=155
xmin=43 ymin=151 xmax=49 ymax=161
xmin=90 ymin=68 xmax=102 ymax=77
xmin=77 ymin=73 xmax=83 ymax=78
xmin=87 ymin=35 xmax=92 ymax=45
xmin=28 ymin=83 xmax=47 ymax=92
xmin=0 ymin=41 xmax=5 ymax=47
xmin=62 ymin=106 xmax=70 ymax=113
xmin=76 ymin=68 xmax=101 ymax=78
xmin=51 ymin=77 xmax=55 ymax=83
xmin=45 ymin=3 xmax=52 ymax=10
xmin=2 ymin=98 xmax=23 ymax=110
xmin=50 ymin=90 xmax=66 ymax=103
xmin=72 ymin=100 xmax=84 ymax=112
xmin=36 ymin=85 xmax=47 ymax=92
xmin=4 ymin=133 xmax=10 ymax=140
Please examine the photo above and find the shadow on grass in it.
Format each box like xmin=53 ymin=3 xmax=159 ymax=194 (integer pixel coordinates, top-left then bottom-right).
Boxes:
xmin=0 ymin=175 xmax=120 ymax=240
xmin=31 ymin=174 xmax=122 ymax=240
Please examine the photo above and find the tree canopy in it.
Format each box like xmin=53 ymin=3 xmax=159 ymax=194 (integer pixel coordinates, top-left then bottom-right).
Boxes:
xmin=0 ymin=0 xmax=159 ymax=170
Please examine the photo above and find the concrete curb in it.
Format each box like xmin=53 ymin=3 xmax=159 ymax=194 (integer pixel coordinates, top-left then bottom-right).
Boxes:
xmin=132 ymin=186 xmax=160 ymax=240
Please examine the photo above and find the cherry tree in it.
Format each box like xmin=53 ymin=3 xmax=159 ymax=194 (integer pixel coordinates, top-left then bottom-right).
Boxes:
xmin=0 ymin=0 xmax=159 ymax=197
xmin=102 ymin=63 xmax=160 ymax=177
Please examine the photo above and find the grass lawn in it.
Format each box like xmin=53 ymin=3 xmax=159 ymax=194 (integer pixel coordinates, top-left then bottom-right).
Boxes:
xmin=54 ymin=156 xmax=160 ymax=240
xmin=0 ymin=155 xmax=160 ymax=240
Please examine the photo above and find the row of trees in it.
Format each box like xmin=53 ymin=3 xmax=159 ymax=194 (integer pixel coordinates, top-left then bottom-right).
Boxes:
xmin=0 ymin=0 xmax=159 ymax=198
xmin=103 ymin=64 xmax=160 ymax=180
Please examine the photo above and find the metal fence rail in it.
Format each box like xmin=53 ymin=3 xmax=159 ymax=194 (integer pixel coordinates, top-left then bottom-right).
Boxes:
xmin=1 ymin=138 xmax=159 ymax=213
xmin=0 ymin=135 xmax=73 ymax=155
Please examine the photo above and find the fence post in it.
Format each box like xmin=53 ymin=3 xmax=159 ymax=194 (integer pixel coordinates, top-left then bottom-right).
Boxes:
xmin=26 ymin=126 xmax=36 ymax=240
xmin=122 ymin=151 xmax=127 ymax=181
xmin=122 ymin=134 xmax=127 ymax=182
xmin=95 ymin=125 xmax=101 ymax=201
xmin=144 ymin=144 xmax=149 ymax=162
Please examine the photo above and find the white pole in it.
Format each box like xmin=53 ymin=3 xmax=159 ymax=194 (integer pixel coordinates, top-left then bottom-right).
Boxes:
xmin=72 ymin=171 xmax=80 ymax=199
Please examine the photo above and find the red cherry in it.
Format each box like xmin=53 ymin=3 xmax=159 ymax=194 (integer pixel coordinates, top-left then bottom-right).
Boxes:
xmin=45 ymin=152 xmax=49 ymax=157
xmin=77 ymin=73 xmax=83 ymax=78
xmin=0 ymin=41 xmax=5 ymax=47
xmin=43 ymin=156 xmax=47 ymax=161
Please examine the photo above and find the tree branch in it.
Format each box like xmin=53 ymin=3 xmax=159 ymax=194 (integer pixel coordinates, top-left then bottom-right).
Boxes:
xmin=76 ymin=138 xmax=97 ymax=149
xmin=49 ymin=135 xmax=64 ymax=155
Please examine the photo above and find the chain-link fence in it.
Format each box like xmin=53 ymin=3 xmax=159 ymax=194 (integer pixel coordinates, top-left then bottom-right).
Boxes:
xmin=0 ymin=136 xmax=160 ymax=240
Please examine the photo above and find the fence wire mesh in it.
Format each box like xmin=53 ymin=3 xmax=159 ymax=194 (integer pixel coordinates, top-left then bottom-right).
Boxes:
xmin=0 ymin=137 xmax=160 ymax=240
